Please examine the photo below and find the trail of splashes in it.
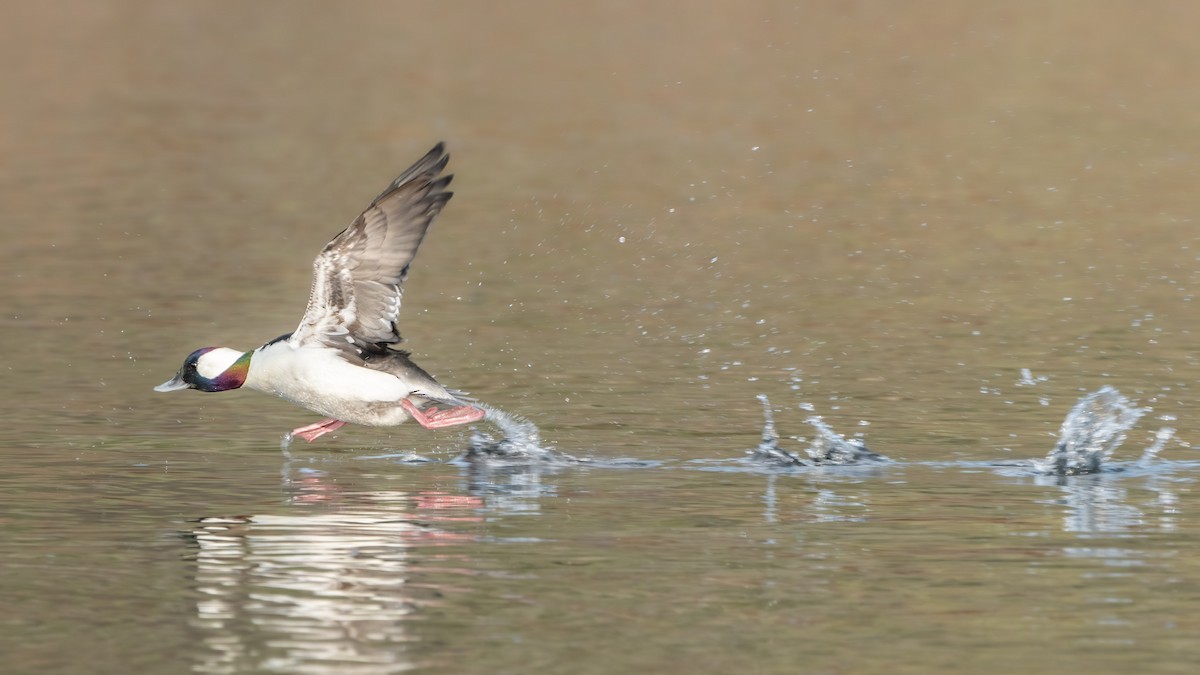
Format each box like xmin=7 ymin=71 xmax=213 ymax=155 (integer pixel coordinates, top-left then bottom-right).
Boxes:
xmin=748 ymin=395 xmax=886 ymax=466
xmin=1038 ymin=386 xmax=1145 ymax=475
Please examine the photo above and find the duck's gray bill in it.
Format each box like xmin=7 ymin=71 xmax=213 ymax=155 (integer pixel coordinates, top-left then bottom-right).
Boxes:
xmin=154 ymin=376 xmax=189 ymax=392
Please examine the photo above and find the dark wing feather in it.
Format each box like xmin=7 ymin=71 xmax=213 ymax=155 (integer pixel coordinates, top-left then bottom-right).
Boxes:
xmin=290 ymin=143 xmax=453 ymax=356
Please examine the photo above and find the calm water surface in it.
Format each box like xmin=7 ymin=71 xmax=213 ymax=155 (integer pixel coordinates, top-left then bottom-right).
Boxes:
xmin=4 ymin=2 xmax=1200 ymax=673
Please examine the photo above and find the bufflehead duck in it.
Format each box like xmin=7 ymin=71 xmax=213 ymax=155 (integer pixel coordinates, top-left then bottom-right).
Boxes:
xmin=155 ymin=143 xmax=485 ymax=442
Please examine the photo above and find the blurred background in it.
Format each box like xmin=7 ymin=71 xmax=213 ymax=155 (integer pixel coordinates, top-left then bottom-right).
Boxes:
xmin=4 ymin=2 xmax=1200 ymax=673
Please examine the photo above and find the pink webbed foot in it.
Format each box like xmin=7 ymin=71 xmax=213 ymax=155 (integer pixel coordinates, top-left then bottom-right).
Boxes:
xmin=401 ymin=399 xmax=486 ymax=430
xmin=289 ymin=418 xmax=347 ymax=443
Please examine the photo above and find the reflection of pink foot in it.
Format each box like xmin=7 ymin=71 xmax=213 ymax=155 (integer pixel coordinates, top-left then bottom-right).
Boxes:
xmin=289 ymin=418 xmax=347 ymax=442
xmin=401 ymin=399 xmax=486 ymax=430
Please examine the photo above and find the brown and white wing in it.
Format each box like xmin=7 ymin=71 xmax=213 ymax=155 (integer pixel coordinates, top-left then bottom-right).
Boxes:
xmin=289 ymin=143 xmax=453 ymax=356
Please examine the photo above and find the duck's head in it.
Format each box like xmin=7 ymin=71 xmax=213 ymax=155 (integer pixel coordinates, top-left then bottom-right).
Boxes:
xmin=155 ymin=347 xmax=251 ymax=393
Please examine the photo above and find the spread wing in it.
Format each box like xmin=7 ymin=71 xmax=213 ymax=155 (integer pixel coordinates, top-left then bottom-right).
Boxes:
xmin=289 ymin=143 xmax=453 ymax=357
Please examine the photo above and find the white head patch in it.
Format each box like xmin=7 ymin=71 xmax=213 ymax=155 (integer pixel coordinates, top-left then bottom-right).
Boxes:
xmin=196 ymin=348 xmax=246 ymax=378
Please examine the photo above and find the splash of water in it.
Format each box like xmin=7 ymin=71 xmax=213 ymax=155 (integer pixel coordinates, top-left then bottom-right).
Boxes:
xmin=1137 ymin=426 xmax=1175 ymax=467
xmin=466 ymin=402 xmax=564 ymax=462
xmin=1016 ymin=368 xmax=1039 ymax=387
xmin=801 ymin=414 xmax=885 ymax=465
xmin=749 ymin=394 xmax=805 ymax=465
xmin=757 ymin=393 xmax=779 ymax=446
xmin=1039 ymin=386 xmax=1145 ymax=475
xmin=748 ymin=395 xmax=886 ymax=466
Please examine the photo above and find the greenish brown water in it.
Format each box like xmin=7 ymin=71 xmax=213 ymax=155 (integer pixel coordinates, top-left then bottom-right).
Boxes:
xmin=5 ymin=2 xmax=1200 ymax=673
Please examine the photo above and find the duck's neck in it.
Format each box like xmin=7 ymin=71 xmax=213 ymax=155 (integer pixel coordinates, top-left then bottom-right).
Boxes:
xmin=218 ymin=350 xmax=253 ymax=390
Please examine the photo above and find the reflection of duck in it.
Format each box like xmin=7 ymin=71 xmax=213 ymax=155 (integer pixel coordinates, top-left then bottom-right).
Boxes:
xmin=184 ymin=462 xmax=557 ymax=670
xmin=187 ymin=493 xmax=480 ymax=674
xmin=154 ymin=144 xmax=484 ymax=441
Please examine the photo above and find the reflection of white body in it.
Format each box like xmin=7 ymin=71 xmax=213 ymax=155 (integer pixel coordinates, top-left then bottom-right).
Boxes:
xmin=191 ymin=508 xmax=425 ymax=672
xmin=155 ymin=144 xmax=484 ymax=442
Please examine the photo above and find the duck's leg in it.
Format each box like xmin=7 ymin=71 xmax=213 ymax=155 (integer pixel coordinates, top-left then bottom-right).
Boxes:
xmin=401 ymin=399 xmax=486 ymax=429
xmin=289 ymin=418 xmax=347 ymax=442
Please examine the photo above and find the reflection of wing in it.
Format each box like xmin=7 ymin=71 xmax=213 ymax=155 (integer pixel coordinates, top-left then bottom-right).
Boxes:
xmin=289 ymin=143 xmax=452 ymax=356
